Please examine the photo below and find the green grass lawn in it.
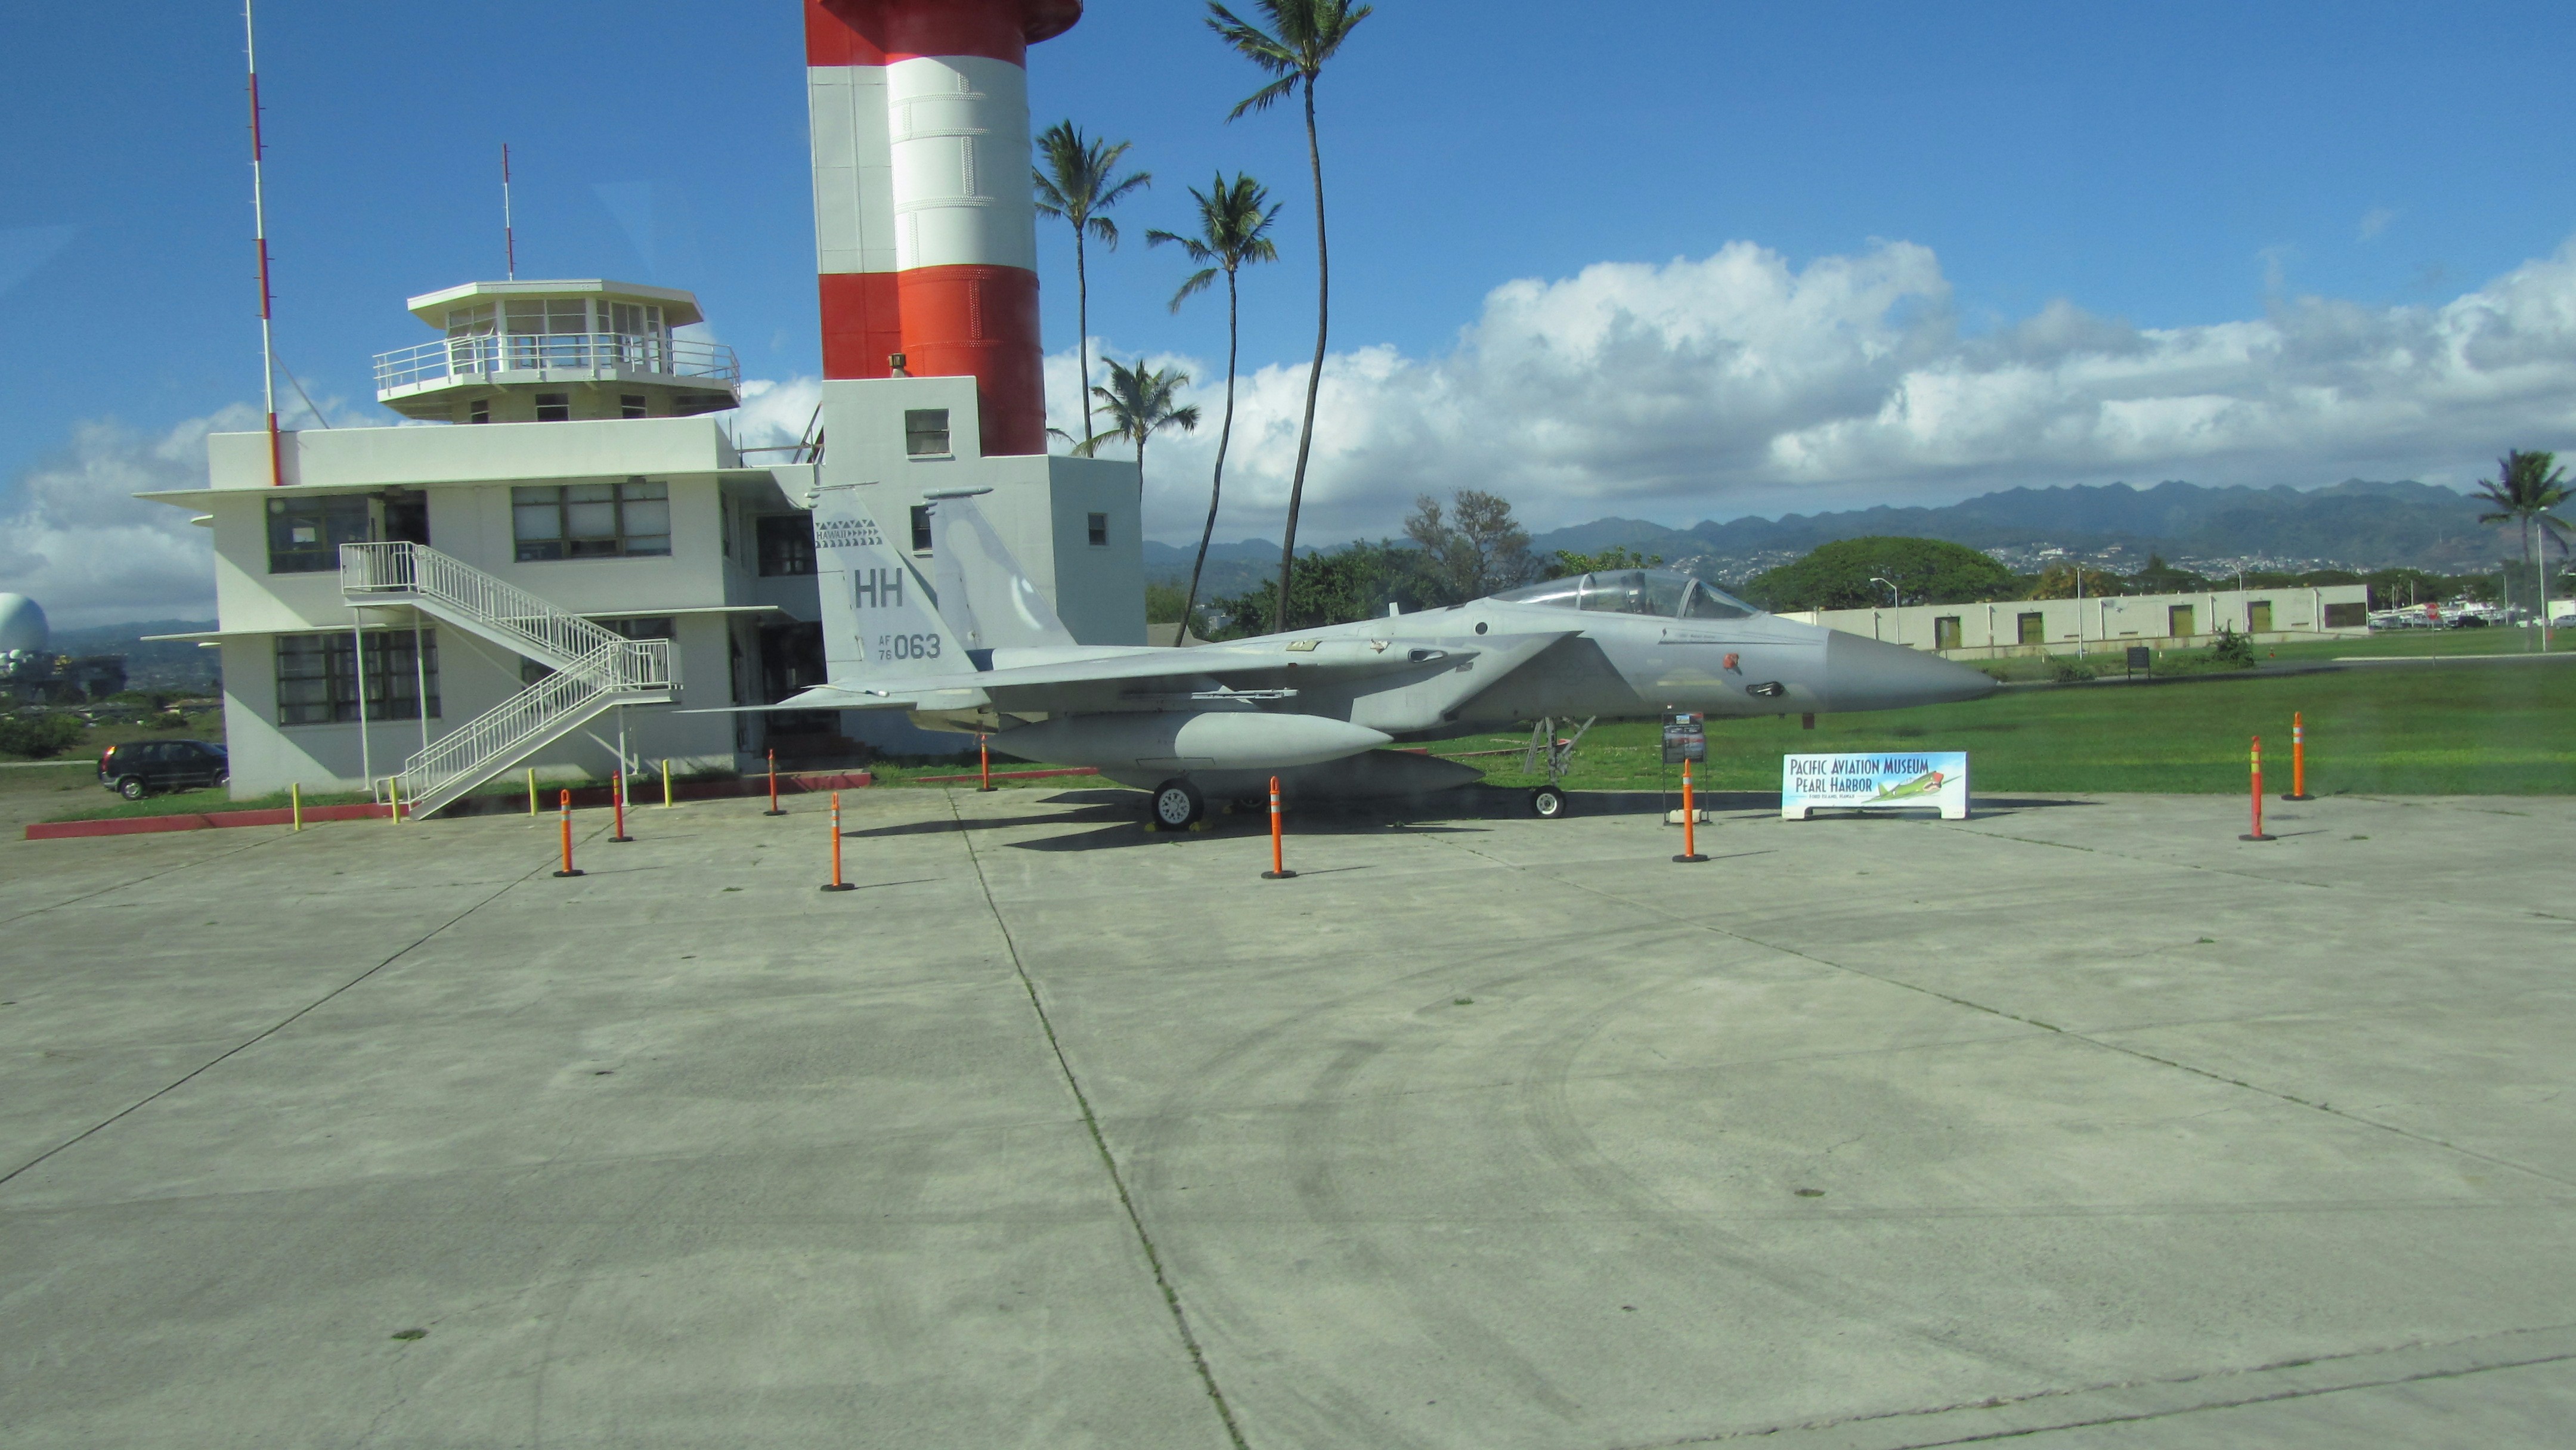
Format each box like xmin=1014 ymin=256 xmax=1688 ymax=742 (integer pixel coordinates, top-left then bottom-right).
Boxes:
xmin=19 ymin=655 xmax=2568 ymax=825
xmin=1460 ymin=657 xmax=2576 ymax=795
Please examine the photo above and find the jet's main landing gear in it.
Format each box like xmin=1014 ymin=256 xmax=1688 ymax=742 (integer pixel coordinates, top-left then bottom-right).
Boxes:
xmin=1521 ymin=715 xmax=1594 ymax=820
xmin=1150 ymin=778 xmax=1205 ymax=829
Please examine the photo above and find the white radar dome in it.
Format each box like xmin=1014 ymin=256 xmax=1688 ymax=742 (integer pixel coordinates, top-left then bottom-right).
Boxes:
xmin=0 ymin=594 xmax=48 ymax=656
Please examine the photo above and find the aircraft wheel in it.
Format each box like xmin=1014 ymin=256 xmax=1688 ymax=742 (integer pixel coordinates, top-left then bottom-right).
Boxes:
xmin=1150 ymin=779 xmax=1205 ymax=828
xmin=1530 ymin=785 xmax=1567 ymax=819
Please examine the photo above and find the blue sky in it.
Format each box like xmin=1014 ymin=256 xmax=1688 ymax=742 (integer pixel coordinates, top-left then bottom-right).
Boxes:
xmin=7 ymin=1 xmax=2576 ymax=622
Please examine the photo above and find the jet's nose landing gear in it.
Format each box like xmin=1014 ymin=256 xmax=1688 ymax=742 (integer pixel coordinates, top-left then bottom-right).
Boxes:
xmin=1150 ymin=778 xmax=1205 ymax=829
xmin=1530 ymin=785 xmax=1568 ymax=818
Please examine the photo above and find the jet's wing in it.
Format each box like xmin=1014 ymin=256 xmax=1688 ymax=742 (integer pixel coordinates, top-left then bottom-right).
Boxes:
xmin=764 ymin=632 xmax=1575 ymax=711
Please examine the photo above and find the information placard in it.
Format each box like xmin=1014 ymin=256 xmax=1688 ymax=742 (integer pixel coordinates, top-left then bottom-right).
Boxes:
xmin=1782 ymin=752 xmax=1970 ymax=820
xmin=1661 ymin=711 xmax=1706 ymax=764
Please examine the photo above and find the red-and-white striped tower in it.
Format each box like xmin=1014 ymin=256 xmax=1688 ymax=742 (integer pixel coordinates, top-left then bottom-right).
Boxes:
xmin=805 ymin=0 xmax=1080 ymax=458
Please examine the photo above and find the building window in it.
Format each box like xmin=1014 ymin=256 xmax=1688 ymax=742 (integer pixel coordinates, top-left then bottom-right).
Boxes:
xmin=468 ymin=399 xmax=490 ymax=424
xmin=620 ymin=394 xmax=647 ymax=419
xmin=275 ymin=630 xmax=439 ymax=724
xmin=2324 ymin=602 xmax=2367 ymax=628
xmin=1933 ymin=616 xmax=1961 ymax=651
xmin=535 ymin=392 xmax=572 ymax=423
xmin=2168 ymin=605 xmax=2196 ymax=638
xmin=910 ymin=504 xmax=933 ymax=553
xmin=2016 ymin=611 xmax=2045 ymax=646
xmin=1088 ymin=512 xmax=1109 ymax=547
xmin=513 ymin=479 xmax=671 ymax=561
xmin=267 ymin=494 xmax=374 ymax=574
xmin=905 ymin=409 xmax=950 ymax=457
xmin=757 ymin=514 xmax=817 ymax=576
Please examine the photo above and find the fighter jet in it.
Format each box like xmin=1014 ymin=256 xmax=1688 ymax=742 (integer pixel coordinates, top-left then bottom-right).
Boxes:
xmin=774 ymin=485 xmax=1997 ymax=825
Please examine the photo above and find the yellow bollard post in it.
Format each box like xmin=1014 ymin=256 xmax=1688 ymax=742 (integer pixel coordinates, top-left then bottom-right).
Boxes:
xmin=661 ymin=758 xmax=673 ymax=808
xmin=291 ymin=782 xmax=302 ymax=832
xmin=527 ymin=767 xmax=537 ymax=818
xmin=388 ymin=777 xmax=402 ymax=823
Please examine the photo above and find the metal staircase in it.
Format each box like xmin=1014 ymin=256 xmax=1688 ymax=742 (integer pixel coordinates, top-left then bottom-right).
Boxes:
xmin=340 ymin=542 xmax=673 ymax=819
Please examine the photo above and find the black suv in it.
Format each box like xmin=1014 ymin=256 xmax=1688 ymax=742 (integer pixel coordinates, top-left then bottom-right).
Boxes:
xmin=98 ymin=740 xmax=229 ymax=799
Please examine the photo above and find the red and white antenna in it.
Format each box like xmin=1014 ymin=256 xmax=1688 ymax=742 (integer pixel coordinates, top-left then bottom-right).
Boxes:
xmin=501 ymin=142 xmax=518 ymax=279
xmin=243 ymin=0 xmax=281 ymax=487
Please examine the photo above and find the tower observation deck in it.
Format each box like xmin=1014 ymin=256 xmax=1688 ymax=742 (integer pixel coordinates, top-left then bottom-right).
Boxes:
xmin=373 ymin=279 xmax=741 ymax=424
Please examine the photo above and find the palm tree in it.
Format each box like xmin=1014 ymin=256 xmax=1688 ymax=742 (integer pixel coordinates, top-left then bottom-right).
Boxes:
xmin=1206 ymin=0 xmax=1373 ymax=633
xmin=1147 ymin=172 xmax=1281 ymax=638
xmin=1080 ymin=361 xmax=1203 ymax=560
xmin=2473 ymin=449 xmax=2571 ymax=651
xmin=1032 ymin=122 xmax=1151 ymax=448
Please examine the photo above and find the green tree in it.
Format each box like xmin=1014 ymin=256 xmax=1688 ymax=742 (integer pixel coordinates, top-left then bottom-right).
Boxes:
xmin=2125 ymin=552 xmax=2209 ymax=594
xmin=1144 ymin=581 xmax=1193 ymax=626
xmin=0 ymin=711 xmax=85 ymax=760
xmin=2473 ymin=449 xmax=2571 ymax=649
xmin=1032 ymin=122 xmax=1151 ymax=448
xmin=1079 ymin=360 xmax=1202 ymax=531
xmin=1206 ymin=0 xmax=1374 ymax=634
xmin=1146 ymin=172 xmax=1282 ymax=638
xmin=2027 ymin=562 xmax=2125 ymax=600
xmin=1404 ymin=489 xmax=1534 ymax=603
xmin=1206 ymin=540 xmax=1429 ymax=636
xmin=1543 ymin=544 xmax=1665 ymax=580
xmin=1741 ymin=537 xmax=2017 ymax=612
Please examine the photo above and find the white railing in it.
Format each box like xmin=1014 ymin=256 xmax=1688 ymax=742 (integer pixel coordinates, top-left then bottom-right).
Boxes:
xmin=372 ymin=332 xmax=740 ymax=394
xmin=342 ymin=541 xmax=664 ymax=676
xmin=398 ymin=637 xmax=671 ymax=817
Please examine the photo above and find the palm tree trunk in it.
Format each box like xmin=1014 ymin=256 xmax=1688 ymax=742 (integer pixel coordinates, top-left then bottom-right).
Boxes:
xmin=1075 ymin=229 xmax=1094 ymax=448
xmin=1273 ymin=80 xmax=1329 ymax=634
xmin=1181 ymin=269 xmax=1240 ymax=643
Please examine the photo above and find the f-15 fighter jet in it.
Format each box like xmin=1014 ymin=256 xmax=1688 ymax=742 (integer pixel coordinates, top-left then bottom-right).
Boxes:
xmin=773 ymin=485 xmax=1997 ymax=825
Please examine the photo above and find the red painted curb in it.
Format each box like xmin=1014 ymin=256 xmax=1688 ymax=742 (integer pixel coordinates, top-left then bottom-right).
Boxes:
xmin=23 ymin=773 xmax=875 ymax=840
xmin=906 ymin=766 xmax=1100 ymax=784
xmin=26 ymin=803 xmax=394 ymax=840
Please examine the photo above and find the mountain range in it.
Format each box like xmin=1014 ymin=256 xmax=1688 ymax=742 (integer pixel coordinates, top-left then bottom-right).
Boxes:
xmin=1145 ymin=479 xmax=2513 ymax=597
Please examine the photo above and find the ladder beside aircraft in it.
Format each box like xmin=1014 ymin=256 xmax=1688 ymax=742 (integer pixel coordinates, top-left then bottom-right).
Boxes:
xmin=340 ymin=541 xmax=672 ymax=819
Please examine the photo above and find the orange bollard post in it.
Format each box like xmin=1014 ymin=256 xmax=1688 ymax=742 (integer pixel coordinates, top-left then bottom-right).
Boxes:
xmin=821 ymin=791 xmax=856 ymax=891
xmin=979 ymin=735 xmax=994 ymax=791
xmin=609 ymin=770 xmax=633 ymax=842
xmin=552 ymin=789 xmax=584 ymax=877
xmin=1261 ymin=775 xmax=1296 ymax=879
xmin=2240 ymin=735 xmax=2275 ymax=841
xmin=1673 ymin=758 xmax=1708 ymax=863
xmin=2283 ymin=711 xmax=2312 ymax=800
xmin=763 ymin=748 xmax=786 ymax=816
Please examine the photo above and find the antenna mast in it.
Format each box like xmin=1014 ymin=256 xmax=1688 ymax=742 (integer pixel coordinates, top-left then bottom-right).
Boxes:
xmin=502 ymin=143 xmax=517 ymax=279
xmin=244 ymin=0 xmax=281 ymax=487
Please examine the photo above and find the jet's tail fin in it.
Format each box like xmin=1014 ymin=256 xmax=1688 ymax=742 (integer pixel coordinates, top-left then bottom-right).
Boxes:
xmin=812 ymin=485 xmax=956 ymax=679
xmin=926 ymin=491 xmax=1076 ymax=650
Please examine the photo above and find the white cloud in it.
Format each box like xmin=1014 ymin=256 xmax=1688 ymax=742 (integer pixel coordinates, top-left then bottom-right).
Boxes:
xmin=0 ymin=408 xmax=252 ymax=628
xmin=732 ymin=375 xmax=822 ymax=454
xmin=2358 ymin=207 xmax=2397 ymax=241
xmin=1046 ymin=236 xmax=2576 ymax=545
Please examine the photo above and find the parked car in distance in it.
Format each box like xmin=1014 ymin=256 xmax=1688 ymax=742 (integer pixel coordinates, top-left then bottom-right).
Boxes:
xmin=98 ymin=739 xmax=228 ymax=799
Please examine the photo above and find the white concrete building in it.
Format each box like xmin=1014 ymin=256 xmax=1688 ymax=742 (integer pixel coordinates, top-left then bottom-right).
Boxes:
xmin=144 ymin=280 xmax=1140 ymax=809
xmin=1782 ymin=585 xmax=2373 ymax=659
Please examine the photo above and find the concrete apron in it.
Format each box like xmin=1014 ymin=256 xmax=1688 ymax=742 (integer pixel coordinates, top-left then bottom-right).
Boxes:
xmin=2 ymin=788 xmax=2571 ymax=1448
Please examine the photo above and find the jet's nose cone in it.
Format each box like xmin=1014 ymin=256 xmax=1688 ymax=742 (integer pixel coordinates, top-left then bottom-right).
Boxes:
xmin=1822 ymin=631 xmax=2001 ymax=711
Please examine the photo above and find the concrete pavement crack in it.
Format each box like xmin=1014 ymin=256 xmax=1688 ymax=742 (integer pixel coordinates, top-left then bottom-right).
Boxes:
xmin=0 ymin=839 xmax=568 ymax=1191
xmin=1408 ymin=830 xmax=2576 ymax=1192
xmin=945 ymin=791 xmax=1252 ymax=1450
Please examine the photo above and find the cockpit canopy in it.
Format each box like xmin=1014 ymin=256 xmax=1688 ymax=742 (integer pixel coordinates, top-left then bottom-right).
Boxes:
xmin=1490 ymin=569 xmax=1760 ymax=620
